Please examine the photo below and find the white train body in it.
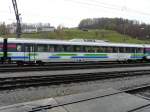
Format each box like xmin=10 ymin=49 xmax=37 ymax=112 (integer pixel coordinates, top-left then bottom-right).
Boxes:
xmin=0 ymin=38 xmax=146 ymax=63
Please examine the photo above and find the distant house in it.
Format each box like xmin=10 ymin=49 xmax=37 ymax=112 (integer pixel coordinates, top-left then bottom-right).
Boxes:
xmin=9 ymin=27 xmax=16 ymax=34
xmin=8 ymin=24 xmax=55 ymax=34
xmin=22 ymin=27 xmax=55 ymax=33
xmin=40 ymin=27 xmax=55 ymax=32
xmin=22 ymin=28 xmax=37 ymax=33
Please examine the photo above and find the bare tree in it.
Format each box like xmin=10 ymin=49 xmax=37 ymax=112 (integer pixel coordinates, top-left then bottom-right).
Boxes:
xmin=0 ymin=22 xmax=9 ymax=35
xmin=56 ymin=25 xmax=65 ymax=39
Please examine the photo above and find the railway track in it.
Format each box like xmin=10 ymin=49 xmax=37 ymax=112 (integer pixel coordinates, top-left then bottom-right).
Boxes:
xmin=0 ymin=62 xmax=150 ymax=73
xmin=1 ymin=69 xmax=150 ymax=90
xmin=121 ymin=84 xmax=150 ymax=93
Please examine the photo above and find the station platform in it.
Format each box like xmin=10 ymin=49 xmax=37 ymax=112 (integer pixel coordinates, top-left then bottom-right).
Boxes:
xmin=1 ymin=88 xmax=150 ymax=112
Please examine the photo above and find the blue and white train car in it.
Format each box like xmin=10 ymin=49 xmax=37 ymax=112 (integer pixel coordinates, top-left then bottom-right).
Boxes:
xmin=143 ymin=44 xmax=150 ymax=60
xmin=0 ymin=38 xmax=146 ymax=64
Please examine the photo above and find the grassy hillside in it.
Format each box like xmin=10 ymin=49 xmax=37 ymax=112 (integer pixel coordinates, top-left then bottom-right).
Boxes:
xmin=2 ymin=29 xmax=148 ymax=44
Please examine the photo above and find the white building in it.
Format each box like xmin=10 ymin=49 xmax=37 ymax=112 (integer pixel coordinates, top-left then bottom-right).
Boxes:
xmin=8 ymin=24 xmax=55 ymax=34
xmin=22 ymin=28 xmax=37 ymax=33
xmin=9 ymin=27 xmax=16 ymax=34
xmin=40 ymin=27 xmax=55 ymax=32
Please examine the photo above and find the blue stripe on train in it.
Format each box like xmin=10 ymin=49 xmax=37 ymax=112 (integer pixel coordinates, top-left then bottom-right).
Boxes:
xmin=10 ymin=56 xmax=29 ymax=59
xmin=48 ymin=56 xmax=60 ymax=59
xmin=71 ymin=56 xmax=108 ymax=58
xmin=130 ymin=56 xmax=143 ymax=59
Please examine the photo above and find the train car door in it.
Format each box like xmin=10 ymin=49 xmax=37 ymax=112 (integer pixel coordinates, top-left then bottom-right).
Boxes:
xmin=132 ymin=47 xmax=137 ymax=60
xmin=117 ymin=47 xmax=122 ymax=61
xmin=24 ymin=44 xmax=35 ymax=62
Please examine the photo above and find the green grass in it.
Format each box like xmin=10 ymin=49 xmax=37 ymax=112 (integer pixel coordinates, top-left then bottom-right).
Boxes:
xmin=2 ymin=29 xmax=149 ymax=44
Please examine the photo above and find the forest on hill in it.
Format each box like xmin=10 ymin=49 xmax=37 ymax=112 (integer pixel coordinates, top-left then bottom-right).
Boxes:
xmin=79 ymin=18 xmax=150 ymax=40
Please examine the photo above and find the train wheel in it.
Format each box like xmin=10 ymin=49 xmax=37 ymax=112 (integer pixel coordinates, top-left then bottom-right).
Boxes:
xmin=17 ymin=61 xmax=24 ymax=66
xmin=36 ymin=61 xmax=45 ymax=66
xmin=8 ymin=57 xmax=11 ymax=64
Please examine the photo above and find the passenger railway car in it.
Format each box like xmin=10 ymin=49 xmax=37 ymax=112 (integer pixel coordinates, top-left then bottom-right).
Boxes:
xmin=0 ymin=38 xmax=148 ymax=64
xmin=143 ymin=45 xmax=150 ymax=60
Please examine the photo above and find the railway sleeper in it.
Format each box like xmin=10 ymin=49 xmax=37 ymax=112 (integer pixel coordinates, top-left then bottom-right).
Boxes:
xmin=1 ymin=70 xmax=150 ymax=90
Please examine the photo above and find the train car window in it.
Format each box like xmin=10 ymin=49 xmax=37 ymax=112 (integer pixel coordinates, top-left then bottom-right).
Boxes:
xmin=103 ymin=47 xmax=107 ymax=53
xmin=75 ymin=45 xmax=84 ymax=52
xmin=25 ymin=45 xmax=29 ymax=52
xmin=93 ymin=46 xmax=99 ymax=53
xmin=135 ymin=48 xmax=138 ymax=53
xmin=83 ymin=46 xmax=88 ymax=52
xmin=37 ymin=44 xmax=48 ymax=52
xmin=30 ymin=46 xmax=34 ymax=52
xmin=65 ymin=45 xmax=74 ymax=52
xmin=137 ymin=48 xmax=143 ymax=53
xmin=141 ymin=48 xmax=144 ymax=53
xmin=128 ymin=48 xmax=132 ymax=53
xmin=131 ymin=48 xmax=136 ymax=53
xmin=24 ymin=44 xmax=35 ymax=52
xmin=88 ymin=46 xmax=93 ymax=52
xmin=80 ymin=46 xmax=84 ymax=52
xmin=97 ymin=47 xmax=102 ymax=53
xmin=105 ymin=47 xmax=109 ymax=53
xmin=108 ymin=47 xmax=113 ymax=53
xmin=119 ymin=47 xmax=124 ymax=53
xmin=55 ymin=45 xmax=65 ymax=52
xmin=112 ymin=47 xmax=118 ymax=53
xmin=110 ymin=47 xmax=113 ymax=53
xmin=105 ymin=47 xmax=110 ymax=53
xmin=48 ymin=45 xmax=55 ymax=52
xmin=100 ymin=47 xmax=107 ymax=53
xmin=123 ymin=47 xmax=126 ymax=53
xmin=91 ymin=46 xmax=98 ymax=52
xmin=8 ymin=43 xmax=17 ymax=52
xmin=125 ymin=47 xmax=130 ymax=53
xmin=89 ymin=46 xmax=94 ymax=52
xmin=85 ymin=46 xmax=91 ymax=52
xmin=16 ymin=44 xmax=22 ymax=52
xmin=91 ymin=46 xmax=98 ymax=53
xmin=99 ymin=46 xmax=106 ymax=53
xmin=25 ymin=46 xmax=28 ymax=52
xmin=0 ymin=43 xmax=3 ymax=52
xmin=145 ymin=48 xmax=150 ymax=54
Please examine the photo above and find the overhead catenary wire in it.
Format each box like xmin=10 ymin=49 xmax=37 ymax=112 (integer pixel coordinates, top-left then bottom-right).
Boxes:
xmin=83 ymin=0 xmax=123 ymax=9
xmin=1 ymin=0 xmax=150 ymax=27
xmin=65 ymin=0 xmax=121 ymax=11
xmin=65 ymin=0 xmax=150 ymax=17
xmin=64 ymin=0 xmax=126 ymax=17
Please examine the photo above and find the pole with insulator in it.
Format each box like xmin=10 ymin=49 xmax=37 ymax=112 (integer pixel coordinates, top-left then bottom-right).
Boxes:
xmin=12 ymin=0 xmax=21 ymax=38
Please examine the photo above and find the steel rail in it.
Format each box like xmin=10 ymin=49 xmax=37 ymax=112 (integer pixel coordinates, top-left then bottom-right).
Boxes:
xmin=0 ymin=62 xmax=150 ymax=73
xmin=1 ymin=69 xmax=150 ymax=90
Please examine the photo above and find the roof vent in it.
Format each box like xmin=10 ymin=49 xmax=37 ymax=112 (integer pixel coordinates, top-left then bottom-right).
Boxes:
xmin=69 ymin=39 xmax=109 ymax=43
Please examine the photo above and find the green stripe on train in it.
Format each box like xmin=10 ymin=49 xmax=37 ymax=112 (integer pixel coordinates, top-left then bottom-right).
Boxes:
xmin=131 ymin=53 xmax=145 ymax=56
xmin=0 ymin=53 xmax=12 ymax=56
xmin=52 ymin=53 xmax=77 ymax=56
xmin=84 ymin=54 xmax=107 ymax=56
xmin=26 ymin=53 xmax=38 ymax=56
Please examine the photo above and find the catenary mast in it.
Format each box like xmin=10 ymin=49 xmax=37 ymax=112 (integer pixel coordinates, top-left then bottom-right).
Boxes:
xmin=12 ymin=0 xmax=21 ymax=38
xmin=2 ymin=0 xmax=22 ymax=62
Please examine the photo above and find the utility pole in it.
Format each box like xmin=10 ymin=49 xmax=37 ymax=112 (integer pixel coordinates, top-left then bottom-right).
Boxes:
xmin=12 ymin=0 xmax=21 ymax=38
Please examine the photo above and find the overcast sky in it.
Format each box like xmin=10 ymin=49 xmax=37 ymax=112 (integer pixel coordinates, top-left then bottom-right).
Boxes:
xmin=0 ymin=0 xmax=150 ymax=27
